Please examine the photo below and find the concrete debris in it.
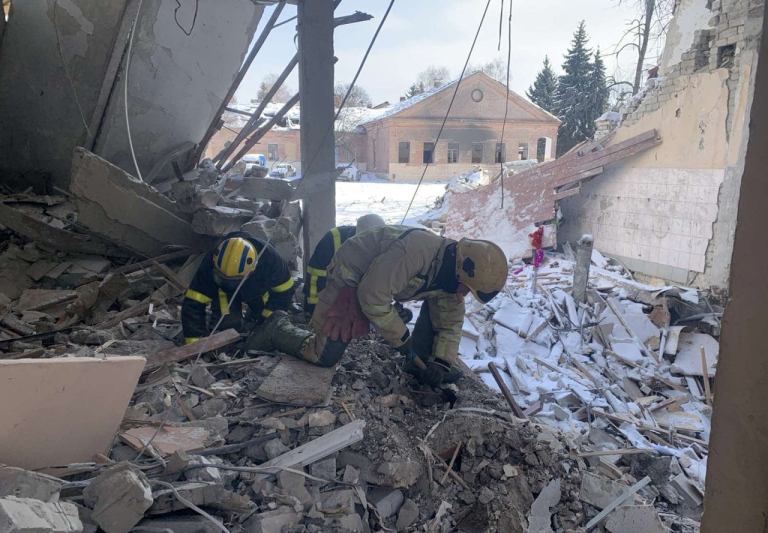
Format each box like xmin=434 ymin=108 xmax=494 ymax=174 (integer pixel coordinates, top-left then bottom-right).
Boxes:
xmin=526 ymin=479 xmax=560 ymax=533
xmin=396 ymin=498 xmax=419 ymax=531
xmin=579 ymin=472 xmax=630 ymax=510
xmin=0 ymin=109 xmax=718 ymax=533
xmin=605 ymin=505 xmax=667 ymax=533
xmin=0 ymin=467 xmax=63 ymax=502
xmin=373 ymin=489 xmax=404 ymax=519
xmin=243 ymin=506 xmax=301 ymax=533
xmin=0 ymin=497 xmax=83 ymax=533
xmin=82 ymin=464 xmax=153 ymax=533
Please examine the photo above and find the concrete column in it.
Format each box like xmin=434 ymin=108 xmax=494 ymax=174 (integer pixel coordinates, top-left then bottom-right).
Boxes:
xmin=298 ymin=0 xmax=335 ymax=269
xmin=702 ymin=12 xmax=768 ymax=532
xmin=572 ymin=235 xmax=593 ymax=303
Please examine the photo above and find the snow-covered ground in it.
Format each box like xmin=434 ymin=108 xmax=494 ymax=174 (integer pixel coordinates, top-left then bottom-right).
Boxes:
xmin=335 ymin=175 xmax=446 ymax=227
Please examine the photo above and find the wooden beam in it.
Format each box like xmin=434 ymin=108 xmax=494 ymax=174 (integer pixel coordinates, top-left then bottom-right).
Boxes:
xmin=143 ymin=329 xmax=241 ymax=371
xmin=257 ymin=419 xmax=366 ymax=474
xmin=488 ymin=362 xmax=527 ymax=419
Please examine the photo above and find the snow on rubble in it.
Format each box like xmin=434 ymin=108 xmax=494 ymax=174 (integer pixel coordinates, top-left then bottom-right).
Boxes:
xmin=336 ymin=170 xmax=714 ymax=528
xmin=455 ymin=245 xmax=717 ymax=527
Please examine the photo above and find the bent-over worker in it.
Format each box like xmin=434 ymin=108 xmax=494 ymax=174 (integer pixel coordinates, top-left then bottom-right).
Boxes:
xmin=181 ymin=234 xmax=296 ymax=344
xmin=248 ymin=225 xmax=508 ymax=387
xmin=303 ymin=214 xmax=385 ymax=315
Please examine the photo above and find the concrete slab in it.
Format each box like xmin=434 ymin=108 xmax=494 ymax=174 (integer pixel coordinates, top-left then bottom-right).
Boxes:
xmin=0 ymin=356 xmax=145 ymax=470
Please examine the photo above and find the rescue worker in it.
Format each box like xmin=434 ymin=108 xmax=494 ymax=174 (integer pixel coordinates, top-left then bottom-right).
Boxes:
xmin=303 ymin=214 xmax=385 ymax=315
xmin=250 ymin=225 xmax=508 ymax=387
xmin=181 ymin=234 xmax=296 ymax=344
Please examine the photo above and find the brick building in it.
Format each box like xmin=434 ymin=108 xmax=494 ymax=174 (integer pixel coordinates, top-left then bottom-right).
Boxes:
xmin=357 ymin=71 xmax=560 ymax=181
xmin=205 ymin=72 xmax=559 ymax=180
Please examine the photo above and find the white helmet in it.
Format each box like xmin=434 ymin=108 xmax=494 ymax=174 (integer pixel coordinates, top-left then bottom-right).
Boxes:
xmin=356 ymin=214 xmax=386 ymax=234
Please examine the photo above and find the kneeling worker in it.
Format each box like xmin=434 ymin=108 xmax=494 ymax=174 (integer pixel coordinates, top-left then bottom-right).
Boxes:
xmin=267 ymin=225 xmax=508 ymax=387
xmin=181 ymin=234 xmax=296 ymax=344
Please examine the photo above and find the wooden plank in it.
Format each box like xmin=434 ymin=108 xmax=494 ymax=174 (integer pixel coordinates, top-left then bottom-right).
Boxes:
xmin=143 ymin=329 xmax=241 ymax=371
xmin=488 ymin=362 xmax=527 ymax=419
xmin=700 ymin=346 xmax=713 ymax=405
xmin=585 ymin=476 xmax=651 ymax=530
xmin=258 ymin=419 xmax=366 ymax=474
xmin=112 ymin=249 xmax=193 ymax=275
xmin=554 ymin=185 xmax=582 ymax=201
xmin=577 ymin=448 xmax=653 ymax=458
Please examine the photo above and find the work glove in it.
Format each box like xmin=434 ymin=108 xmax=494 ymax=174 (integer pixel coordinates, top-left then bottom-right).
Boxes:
xmin=416 ymin=358 xmax=452 ymax=387
xmin=321 ymin=286 xmax=370 ymax=343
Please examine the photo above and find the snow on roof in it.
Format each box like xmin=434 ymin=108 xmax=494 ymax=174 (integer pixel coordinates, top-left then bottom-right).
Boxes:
xmin=358 ymin=78 xmax=456 ymax=126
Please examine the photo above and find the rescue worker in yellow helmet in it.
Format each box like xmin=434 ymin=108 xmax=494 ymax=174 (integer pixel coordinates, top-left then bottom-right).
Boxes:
xmin=181 ymin=233 xmax=295 ymax=344
xmin=251 ymin=225 xmax=508 ymax=387
xmin=303 ymin=214 xmax=411 ymax=324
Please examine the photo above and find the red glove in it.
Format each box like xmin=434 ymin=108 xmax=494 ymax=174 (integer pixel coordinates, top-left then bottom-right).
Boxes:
xmin=321 ymin=286 xmax=370 ymax=342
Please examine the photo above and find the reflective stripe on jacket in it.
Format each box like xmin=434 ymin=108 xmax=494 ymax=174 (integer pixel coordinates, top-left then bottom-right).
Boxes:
xmin=303 ymin=226 xmax=356 ymax=308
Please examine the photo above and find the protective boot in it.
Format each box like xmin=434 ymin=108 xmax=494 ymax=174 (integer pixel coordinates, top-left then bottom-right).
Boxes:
xmin=269 ymin=311 xmax=315 ymax=357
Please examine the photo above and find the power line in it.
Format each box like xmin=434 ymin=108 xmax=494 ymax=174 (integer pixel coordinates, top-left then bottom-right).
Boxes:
xmin=499 ymin=0 xmax=513 ymax=208
xmin=400 ymin=0 xmax=494 ymax=224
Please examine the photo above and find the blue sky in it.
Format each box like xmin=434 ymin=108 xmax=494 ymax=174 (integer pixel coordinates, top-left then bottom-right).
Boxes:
xmin=235 ymin=0 xmax=660 ymax=105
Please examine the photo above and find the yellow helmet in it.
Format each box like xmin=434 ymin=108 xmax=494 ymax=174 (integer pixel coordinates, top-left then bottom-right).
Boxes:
xmin=456 ymin=238 xmax=508 ymax=303
xmin=213 ymin=237 xmax=258 ymax=279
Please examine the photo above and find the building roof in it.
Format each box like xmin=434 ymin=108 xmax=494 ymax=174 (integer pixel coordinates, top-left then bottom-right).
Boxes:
xmin=359 ymin=71 xmax=560 ymax=126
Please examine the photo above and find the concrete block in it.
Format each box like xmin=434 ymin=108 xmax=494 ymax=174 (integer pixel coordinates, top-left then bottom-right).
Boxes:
xmin=0 ymin=497 xmax=83 ymax=533
xmin=0 ymin=357 xmax=145 ymax=470
xmin=376 ymin=461 xmax=422 ymax=488
xmin=0 ymin=467 xmax=64 ymax=502
xmin=396 ymin=498 xmax=419 ymax=531
xmin=82 ymin=464 xmax=153 ymax=533
xmin=579 ymin=472 xmax=629 ymax=509
xmin=277 ymin=470 xmax=313 ymax=510
xmin=244 ymin=506 xmax=301 ymax=533
xmin=69 ymin=148 xmax=204 ymax=256
xmin=373 ymin=489 xmax=404 ymax=519
xmin=605 ymin=505 xmax=666 ymax=533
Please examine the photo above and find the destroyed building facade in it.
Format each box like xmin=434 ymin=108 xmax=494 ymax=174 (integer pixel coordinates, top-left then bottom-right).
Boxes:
xmin=558 ymin=0 xmax=764 ymax=290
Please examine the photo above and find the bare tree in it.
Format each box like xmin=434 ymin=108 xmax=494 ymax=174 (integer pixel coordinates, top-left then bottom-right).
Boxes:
xmin=255 ymin=73 xmax=292 ymax=103
xmin=416 ymin=66 xmax=451 ymax=89
xmin=614 ymin=0 xmax=674 ymax=94
xmin=468 ymin=57 xmax=507 ymax=83
xmin=334 ymin=82 xmax=372 ymax=108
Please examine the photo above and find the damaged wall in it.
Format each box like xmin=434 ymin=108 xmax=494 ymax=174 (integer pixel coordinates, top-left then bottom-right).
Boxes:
xmin=92 ymin=0 xmax=263 ymax=184
xmin=558 ymin=0 xmax=764 ymax=289
xmin=0 ymin=0 xmax=262 ymax=189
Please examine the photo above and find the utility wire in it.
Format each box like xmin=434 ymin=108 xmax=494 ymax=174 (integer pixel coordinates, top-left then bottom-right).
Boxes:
xmin=400 ymin=0 xmax=493 ymax=224
xmin=125 ymin=0 xmax=145 ymax=181
xmin=499 ymin=0 xmax=513 ymax=208
xmin=187 ymin=0 xmax=393 ymax=372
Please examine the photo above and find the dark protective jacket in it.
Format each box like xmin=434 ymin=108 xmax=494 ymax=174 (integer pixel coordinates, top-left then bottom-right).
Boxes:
xmin=303 ymin=225 xmax=356 ymax=313
xmin=181 ymin=235 xmax=295 ymax=343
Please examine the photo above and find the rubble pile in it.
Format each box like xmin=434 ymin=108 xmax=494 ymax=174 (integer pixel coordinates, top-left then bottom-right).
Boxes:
xmin=0 ymin=190 xmax=578 ymax=532
xmin=457 ymin=245 xmax=718 ymax=532
xmin=0 ymin=156 xmax=713 ymax=532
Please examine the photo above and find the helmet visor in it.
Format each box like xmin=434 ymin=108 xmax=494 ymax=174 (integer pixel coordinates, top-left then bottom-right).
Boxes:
xmin=213 ymin=271 xmax=243 ymax=292
xmin=475 ymin=289 xmax=499 ymax=303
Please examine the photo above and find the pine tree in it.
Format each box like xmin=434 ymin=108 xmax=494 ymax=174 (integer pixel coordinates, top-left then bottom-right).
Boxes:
xmin=403 ymin=82 xmax=425 ymax=100
xmin=588 ymin=48 xmax=610 ymax=121
xmin=554 ymin=21 xmax=596 ymax=156
xmin=526 ymin=56 xmax=558 ymax=113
